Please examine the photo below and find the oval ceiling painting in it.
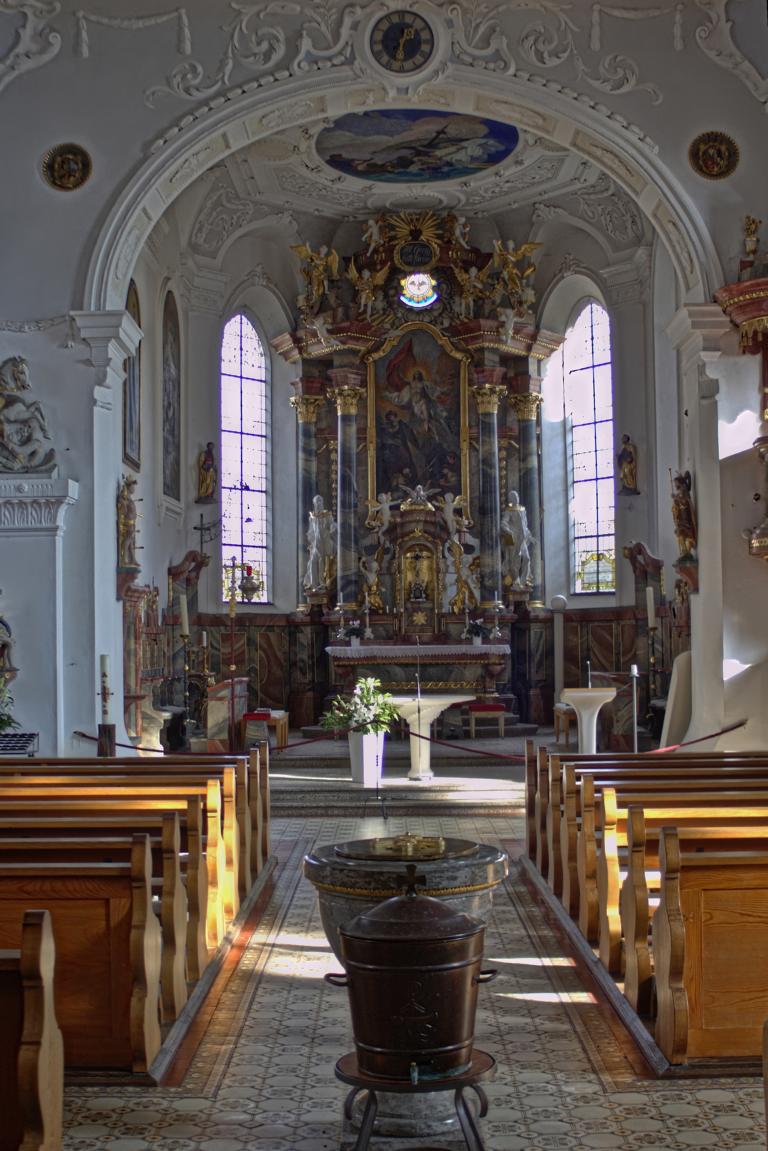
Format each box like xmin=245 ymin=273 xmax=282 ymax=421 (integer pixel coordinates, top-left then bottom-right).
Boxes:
xmin=316 ymin=109 xmax=520 ymax=183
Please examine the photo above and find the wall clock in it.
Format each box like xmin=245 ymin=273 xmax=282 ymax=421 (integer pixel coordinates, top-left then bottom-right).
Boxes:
xmin=369 ymin=11 xmax=434 ymax=74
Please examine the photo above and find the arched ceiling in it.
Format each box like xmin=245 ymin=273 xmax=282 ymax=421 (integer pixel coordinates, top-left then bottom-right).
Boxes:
xmin=179 ymin=113 xmax=650 ymax=270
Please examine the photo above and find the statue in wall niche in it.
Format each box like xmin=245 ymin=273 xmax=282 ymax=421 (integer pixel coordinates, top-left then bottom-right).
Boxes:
xmin=670 ymin=470 xmax=697 ymax=558
xmin=117 ymin=474 xmax=140 ymax=569
xmin=0 ymin=356 xmax=56 ymax=473
xmin=303 ymin=494 xmax=337 ymax=592
xmin=617 ymin=434 xmax=640 ymax=494
xmin=501 ymin=491 xmax=534 ymax=588
xmin=196 ymin=441 xmax=217 ymax=503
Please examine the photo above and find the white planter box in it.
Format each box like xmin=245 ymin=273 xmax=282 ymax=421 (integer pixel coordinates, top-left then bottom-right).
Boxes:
xmin=348 ymin=730 xmax=386 ymax=787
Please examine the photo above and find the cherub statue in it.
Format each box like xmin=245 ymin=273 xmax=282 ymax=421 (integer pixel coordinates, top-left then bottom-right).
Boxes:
xmin=290 ymin=242 xmax=340 ymax=313
xmin=347 ymin=258 xmax=390 ymax=321
xmin=452 ymin=261 xmax=493 ymax=320
xmin=362 ymin=214 xmax=386 ymax=256
xmin=438 ymin=491 xmax=467 ymax=540
xmin=492 ymin=238 xmax=541 ymax=312
xmin=367 ymin=491 xmax=395 ymax=545
xmin=446 ymin=212 xmax=470 ymax=250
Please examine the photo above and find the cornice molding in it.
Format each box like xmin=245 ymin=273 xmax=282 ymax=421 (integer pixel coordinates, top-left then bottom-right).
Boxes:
xmin=0 ymin=475 xmax=79 ymax=534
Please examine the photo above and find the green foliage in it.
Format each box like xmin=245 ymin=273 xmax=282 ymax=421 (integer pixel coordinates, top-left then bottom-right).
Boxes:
xmin=0 ymin=676 xmax=19 ymax=735
xmin=320 ymin=676 xmax=399 ymax=735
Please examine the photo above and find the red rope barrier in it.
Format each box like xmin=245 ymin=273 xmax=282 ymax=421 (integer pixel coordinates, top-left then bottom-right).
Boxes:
xmin=651 ymin=719 xmax=748 ymax=754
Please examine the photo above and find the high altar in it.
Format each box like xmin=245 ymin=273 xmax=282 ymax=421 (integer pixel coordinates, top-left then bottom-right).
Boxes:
xmin=274 ymin=211 xmax=559 ymax=700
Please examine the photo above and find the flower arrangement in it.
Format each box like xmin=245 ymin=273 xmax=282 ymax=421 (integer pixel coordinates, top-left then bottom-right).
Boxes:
xmin=467 ymin=618 xmax=489 ymax=638
xmin=320 ymin=676 xmax=399 ymax=735
xmin=345 ymin=618 xmax=362 ymax=639
xmin=0 ymin=676 xmax=19 ymax=735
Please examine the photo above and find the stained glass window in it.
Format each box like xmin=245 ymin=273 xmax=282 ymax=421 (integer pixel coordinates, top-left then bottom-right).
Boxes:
xmin=562 ymin=302 xmax=615 ymax=594
xmin=220 ymin=314 xmax=270 ymax=603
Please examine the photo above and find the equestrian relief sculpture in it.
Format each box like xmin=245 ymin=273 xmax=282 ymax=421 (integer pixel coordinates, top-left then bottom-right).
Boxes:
xmin=0 ymin=356 xmax=56 ymax=473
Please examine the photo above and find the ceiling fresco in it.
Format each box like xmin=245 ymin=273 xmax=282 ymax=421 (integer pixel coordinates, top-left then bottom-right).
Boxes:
xmin=315 ymin=110 xmax=520 ymax=184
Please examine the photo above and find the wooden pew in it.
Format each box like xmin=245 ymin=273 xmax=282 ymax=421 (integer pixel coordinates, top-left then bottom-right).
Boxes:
xmin=543 ymin=751 xmax=768 ymax=902
xmin=0 ymin=780 xmax=230 ymax=942
xmin=0 ymin=836 xmax=161 ymax=1074
xmin=594 ymin=786 xmax=768 ymax=973
xmin=621 ymin=807 xmax=768 ymax=1016
xmin=0 ymin=749 xmax=268 ymax=893
xmin=0 ymin=813 xmax=187 ymax=1022
xmin=0 ymin=793 xmax=220 ymax=965
xmin=653 ymin=827 xmax=768 ymax=1063
xmin=0 ymin=909 xmax=63 ymax=1151
xmin=559 ymin=761 xmax=768 ymax=921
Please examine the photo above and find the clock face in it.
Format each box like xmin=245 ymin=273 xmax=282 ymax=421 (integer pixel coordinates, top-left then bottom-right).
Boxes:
xmin=370 ymin=11 xmax=434 ymax=74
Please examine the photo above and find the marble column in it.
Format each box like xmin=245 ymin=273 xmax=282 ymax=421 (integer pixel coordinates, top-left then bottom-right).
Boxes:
xmin=472 ymin=374 xmax=506 ymax=607
xmin=290 ymin=393 xmax=325 ymax=606
xmin=510 ymin=390 xmax=544 ymax=604
xmin=328 ymin=373 xmax=365 ymax=609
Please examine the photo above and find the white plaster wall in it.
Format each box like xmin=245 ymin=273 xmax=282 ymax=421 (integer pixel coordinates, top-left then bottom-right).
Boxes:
xmin=652 ymin=239 xmax=682 ymax=575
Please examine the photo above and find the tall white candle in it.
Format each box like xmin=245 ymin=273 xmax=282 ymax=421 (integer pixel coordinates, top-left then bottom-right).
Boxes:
xmin=99 ymin=654 xmax=110 ymax=722
xmin=179 ymin=593 xmax=190 ymax=637
xmin=201 ymin=630 xmax=207 ymax=648
xmin=646 ymin=586 xmax=656 ymax=629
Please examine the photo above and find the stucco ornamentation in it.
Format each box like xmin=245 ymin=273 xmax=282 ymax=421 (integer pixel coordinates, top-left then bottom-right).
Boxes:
xmin=0 ymin=0 xmax=62 ymax=97
xmin=695 ymin=0 xmax=768 ymax=112
xmin=573 ymin=171 xmax=644 ymax=245
xmin=74 ymin=8 xmax=191 ymax=58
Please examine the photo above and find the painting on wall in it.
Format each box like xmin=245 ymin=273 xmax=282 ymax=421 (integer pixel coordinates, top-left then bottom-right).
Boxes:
xmin=370 ymin=326 xmax=467 ymax=500
xmin=123 ymin=279 xmax=141 ymax=470
xmin=316 ymin=109 xmax=519 ymax=184
xmin=162 ymin=289 xmax=181 ymax=502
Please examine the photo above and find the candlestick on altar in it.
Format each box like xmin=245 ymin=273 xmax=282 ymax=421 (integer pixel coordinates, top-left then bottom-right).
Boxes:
xmin=363 ymin=591 xmax=373 ymax=640
xmin=461 ymin=595 xmax=471 ymax=640
xmin=335 ymin=601 xmax=347 ymax=641
xmin=489 ymin=599 xmax=502 ymax=640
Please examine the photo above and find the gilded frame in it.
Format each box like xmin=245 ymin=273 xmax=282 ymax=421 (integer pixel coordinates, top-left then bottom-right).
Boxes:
xmin=365 ymin=321 xmax=471 ymax=515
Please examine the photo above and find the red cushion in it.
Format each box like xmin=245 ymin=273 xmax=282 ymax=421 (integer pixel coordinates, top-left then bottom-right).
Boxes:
xmin=244 ymin=711 xmax=271 ymax=721
xmin=468 ymin=702 xmax=505 ymax=712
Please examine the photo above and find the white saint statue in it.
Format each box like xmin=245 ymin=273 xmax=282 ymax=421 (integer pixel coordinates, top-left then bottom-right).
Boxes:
xmin=304 ymin=494 xmax=337 ymax=592
xmin=500 ymin=491 xmax=533 ymax=588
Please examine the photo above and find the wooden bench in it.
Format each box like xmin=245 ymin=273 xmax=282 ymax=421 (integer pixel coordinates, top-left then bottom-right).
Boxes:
xmin=0 ymin=778 xmax=231 ymax=939
xmin=0 ymin=908 xmax=63 ymax=1151
xmin=0 ymin=836 xmax=161 ymax=1073
xmin=557 ymin=760 xmax=768 ymax=922
xmin=653 ymin=827 xmax=768 ymax=1063
xmin=0 ymin=814 xmax=187 ymax=1023
xmin=620 ymin=806 xmax=768 ymax=1017
xmin=589 ymin=783 xmax=768 ymax=968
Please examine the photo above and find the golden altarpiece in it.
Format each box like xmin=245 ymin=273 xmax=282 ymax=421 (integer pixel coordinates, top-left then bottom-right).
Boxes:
xmin=274 ymin=212 xmax=562 ymax=700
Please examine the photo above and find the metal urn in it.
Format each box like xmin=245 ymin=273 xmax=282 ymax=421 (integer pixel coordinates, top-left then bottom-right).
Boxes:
xmin=326 ymin=868 xmax=496 ymax=1084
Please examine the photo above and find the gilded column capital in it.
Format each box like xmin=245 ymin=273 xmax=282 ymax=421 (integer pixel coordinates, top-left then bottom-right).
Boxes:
xmin=328 ymin=385 xmax=365 ymax=416
xmin=290 ymin=395 xmax=325 ymax=423
xmin=471 ymin=384 xmax=506 ymax=415
xmin=509 ymin=392 xmax=543 ymax=421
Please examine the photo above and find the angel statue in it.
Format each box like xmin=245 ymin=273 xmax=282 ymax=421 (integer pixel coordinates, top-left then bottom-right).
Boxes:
xmin=347 ymin=258 xmax=390 ymax=321
xmin=438 ymin=491 xmax=468 ymax=541
xmin=452 ymin=261 xmax=493 ymax=320
xmin=362 ymin=214 xmax=386 ymax=256
xmin=492 ymin=238 xmax=541 ymax=312
xmin=366 ymin=491 xmax=395 ymax=545
xmin=290 ymin=242 xmax=340 ymax=313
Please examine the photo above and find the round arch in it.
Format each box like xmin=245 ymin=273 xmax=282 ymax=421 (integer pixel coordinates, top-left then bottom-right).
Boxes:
xmin=84 ymin=69 xmax=723 ymax=312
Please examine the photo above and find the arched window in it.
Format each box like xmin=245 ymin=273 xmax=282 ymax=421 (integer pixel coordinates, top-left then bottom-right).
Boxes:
xmin=220 ymin=313 xmax=270 ymax=603
xmin=559 ymin=301 xmax=615 ymax=593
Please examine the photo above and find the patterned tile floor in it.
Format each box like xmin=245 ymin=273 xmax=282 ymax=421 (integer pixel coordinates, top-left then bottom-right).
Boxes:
xmin=62 ymin=807 xmax=766 ymax=1151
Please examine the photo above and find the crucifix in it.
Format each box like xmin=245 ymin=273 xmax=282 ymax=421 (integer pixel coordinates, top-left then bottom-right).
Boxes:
xmin=192 ymin=512 xmax=221 ymax=554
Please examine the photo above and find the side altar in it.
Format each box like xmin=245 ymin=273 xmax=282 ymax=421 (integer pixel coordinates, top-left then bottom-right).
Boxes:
xmin=274 ymin=210 xmax=562 ymax=721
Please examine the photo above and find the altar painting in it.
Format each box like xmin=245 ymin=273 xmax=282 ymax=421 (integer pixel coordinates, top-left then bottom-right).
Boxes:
xmin=370 ymin=326 xmax=467 ymax=499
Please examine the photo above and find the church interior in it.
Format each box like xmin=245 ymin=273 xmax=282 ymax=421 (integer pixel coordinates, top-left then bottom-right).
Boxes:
xmin=2 ymin=2 xmax=768 ymax=1148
